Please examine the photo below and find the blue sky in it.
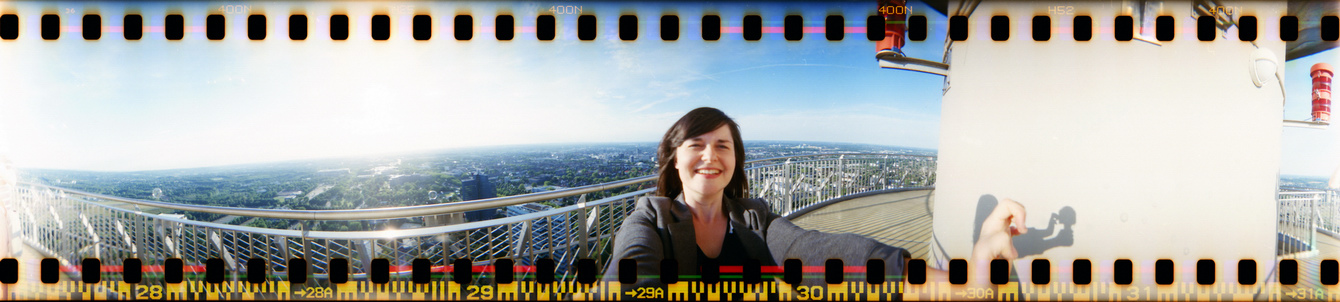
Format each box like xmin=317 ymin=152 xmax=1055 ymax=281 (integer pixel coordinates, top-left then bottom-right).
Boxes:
xmin=1282 ymin=48 xmax=1340 ymax=177
xmin=0 ymin=1 xmax=950 ymax=171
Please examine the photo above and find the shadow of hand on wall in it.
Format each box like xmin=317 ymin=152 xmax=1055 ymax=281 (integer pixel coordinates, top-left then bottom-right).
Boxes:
xmin=972 ymin=195 xmax=1076 ymax=258
xmin=1013 ymin=206 xmax=1075 ymax=257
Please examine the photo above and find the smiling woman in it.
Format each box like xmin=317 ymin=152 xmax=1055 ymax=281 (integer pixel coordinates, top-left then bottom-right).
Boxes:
xmin=603 ymin=107 xmax=905 ymax=295
xmin=602 ymin=107 xmax=913 ymax=297
xmin=661 ymin=108 xmax=746 ymax=261
xmin=604 ymin=107 xmax=1030 ymax=300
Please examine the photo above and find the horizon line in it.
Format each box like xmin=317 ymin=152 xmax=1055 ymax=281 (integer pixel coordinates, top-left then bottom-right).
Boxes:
xmin=17 ymin=140 xmax=938 ymax=173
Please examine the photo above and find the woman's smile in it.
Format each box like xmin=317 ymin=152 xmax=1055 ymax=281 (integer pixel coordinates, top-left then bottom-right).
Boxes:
xmin=695 ymin=168 xmax=722 ymax=178
xmin=675 ymin=124 xmax=737 ymax=199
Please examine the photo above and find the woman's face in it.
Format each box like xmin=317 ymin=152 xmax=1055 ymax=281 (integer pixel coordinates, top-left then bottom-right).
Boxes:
xmin=675 ymin=124 xmax=736 ymax=200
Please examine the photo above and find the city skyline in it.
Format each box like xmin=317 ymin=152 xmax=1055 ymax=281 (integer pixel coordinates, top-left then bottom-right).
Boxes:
xmin=14 ymin=140 xmax=935 ymax=223
xmin=16 ymin=139 xmax=933 ymax=173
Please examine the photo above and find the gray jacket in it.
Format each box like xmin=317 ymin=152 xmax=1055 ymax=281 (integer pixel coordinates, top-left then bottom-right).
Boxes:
xmin=602 ymin=195 xmax=909 ymax=297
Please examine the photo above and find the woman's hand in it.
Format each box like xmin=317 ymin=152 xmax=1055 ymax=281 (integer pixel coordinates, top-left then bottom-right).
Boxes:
xmin=971 ymin=198 xmax=1027 ymax=264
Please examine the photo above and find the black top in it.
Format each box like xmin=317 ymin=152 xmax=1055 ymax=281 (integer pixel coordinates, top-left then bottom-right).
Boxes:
xmin=603 ymin=196 xmax=910 ymax=300
xmin=696 ymin=223 xmax=751 ymax=269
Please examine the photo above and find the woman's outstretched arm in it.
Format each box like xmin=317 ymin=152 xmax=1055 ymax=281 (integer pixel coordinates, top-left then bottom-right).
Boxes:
xmin=908 ymin=198 xmax=1028 ymax=300
xmin=602 ymin=197 xmax=670 ymax=296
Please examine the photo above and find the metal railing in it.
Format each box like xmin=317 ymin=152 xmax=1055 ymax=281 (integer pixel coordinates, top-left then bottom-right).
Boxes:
xmin=745 ymin=154 xmax=936 ymax=216
xmin=1309 ymin=189 xmax=1340 ymax=235
xmin=1277 ymin=187 xmax=1340 ymax=256
xmin=11 ymin=153 xmax=936 ymax=285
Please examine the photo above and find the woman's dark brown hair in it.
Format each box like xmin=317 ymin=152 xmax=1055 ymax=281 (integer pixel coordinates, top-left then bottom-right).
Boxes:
xmin=656 ymin=107 xmax=749 ymax=199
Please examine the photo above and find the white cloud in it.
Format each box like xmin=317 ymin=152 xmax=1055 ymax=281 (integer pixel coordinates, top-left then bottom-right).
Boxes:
xmin=2 ymin=36 xmax=723 ymax=171
xmin=0 ymin=9 xmax=933 ymax=171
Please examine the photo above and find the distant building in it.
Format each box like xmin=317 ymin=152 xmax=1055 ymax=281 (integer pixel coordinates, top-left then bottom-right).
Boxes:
xmin=527 ymin=185 xmax=567 ymax=193
xmin=423 ymin=212 xmax=466 ymax=228
xmin=461 ymin=173 xmax=498 ymax=221
xmin=505 ymin=203 xmax=553 ymax=217
xmin=316 ymin=168 xmax=351 ymax=176
xmin=277 ymin=190 xmax=303 ymax=200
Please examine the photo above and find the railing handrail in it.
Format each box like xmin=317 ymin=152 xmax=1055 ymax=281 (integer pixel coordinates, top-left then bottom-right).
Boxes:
xmin=1281 ymin=186 xmax=1335 ymax=192
xmin=21 ymin=177 xmax=654 ymax=221
xmin=746 ymin=152 xmax=936 ymax=164
xmin=745 ymin=155 xmax=935 ymax=173
xmin=97 ymin=187 xmax=658 ymax=240
xmin=18 ymin=153 xmax=930 ymax=221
